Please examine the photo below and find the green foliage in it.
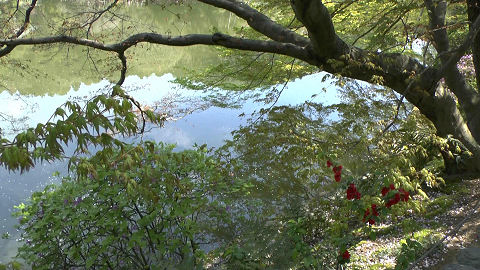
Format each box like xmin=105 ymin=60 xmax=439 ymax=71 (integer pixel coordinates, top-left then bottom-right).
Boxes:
xmin=0 ymin=261 xmax=23 ymax=270
xmin=394 ymin=229 xmax=442 ymax=270
xmin=210 ymin=78 xmax=450 ymax=268
xmin=395 ymin=238 xmax=422 ymax=270
xmin=0 ymin=85 xmax=164 ymax=172
xmin=285 ymin=218 xmax=318 ymax=269
xmin=15 ymin=142 xmax=248 ymax=269
xmin=3 ymin=2 xmax=474 ymax=269
xmin=424 ymin=195 xmax=454 ymax=219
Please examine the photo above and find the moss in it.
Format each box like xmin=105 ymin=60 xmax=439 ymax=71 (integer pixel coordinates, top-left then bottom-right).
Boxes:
xmin=412 ymin=228 xmax=442 ymax=245
xmin=424 ymin=195 xmax=454 ymax=218
xmin=441 ymin=179 xmax=471 ymax=195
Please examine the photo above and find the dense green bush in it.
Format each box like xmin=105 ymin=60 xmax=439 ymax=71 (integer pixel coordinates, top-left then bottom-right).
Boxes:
xmin=14 ymin=142 xmax=248 ymax=269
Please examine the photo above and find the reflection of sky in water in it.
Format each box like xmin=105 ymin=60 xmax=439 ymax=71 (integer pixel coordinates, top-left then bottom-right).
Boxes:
xmin=0 ymin=72 xmax=339 ymax=262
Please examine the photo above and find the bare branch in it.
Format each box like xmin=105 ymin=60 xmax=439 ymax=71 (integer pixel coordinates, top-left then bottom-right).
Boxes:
xmin=198 ymin=0 xmax=310 ymax=46
xmin=0 ymin=32 xmax=312 ymax=63
xmin=117 ymin=52 xmax=127 ymax=86
xmin=82 ymin=0 xmax=120 ymax=38
xmin=0 ymin=0 xmax=37 ymax=57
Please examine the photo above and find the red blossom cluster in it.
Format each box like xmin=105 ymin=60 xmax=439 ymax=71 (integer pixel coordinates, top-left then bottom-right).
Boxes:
xmin=326 ymin=160 xmax=333 ymax=168
xmin=381 ymin=183 xmax=396 ymax=196
xmin=346 ymin=183 xmax=361 ymax=200
xmin=382 ymin=184 xmax=410 ymax=208
xmin=342 ymin=250 xmax=350 ymax=260
xmin=326 ymin=160 xmax=342 ymax=182
xmin=328 ymin=162 xmax=413 ymax=264
xmin=363 ymin=204 xmax=379 ymax=225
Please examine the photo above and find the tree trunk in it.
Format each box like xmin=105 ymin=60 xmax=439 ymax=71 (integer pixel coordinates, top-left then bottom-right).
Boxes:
xmin=433 ymin=83 xmax=480 ymax=173
xmin=468 ymin=0 xmax=480 ymax=90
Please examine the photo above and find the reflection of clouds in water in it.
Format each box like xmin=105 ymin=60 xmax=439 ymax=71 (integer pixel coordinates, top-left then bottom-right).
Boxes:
xmin=147 ymin=124 xmax=194 ymax=150
xmin=0 ymin=74 xmax=180 ymax=137
xmin=0 ymin=72 xmax=340 ymax=262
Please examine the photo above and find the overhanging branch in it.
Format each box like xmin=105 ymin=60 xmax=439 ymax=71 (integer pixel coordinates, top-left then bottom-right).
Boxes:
xmin=290 ymin=0 xmax=349 ymax=57
xmin=0 ymin=32 xmax=313 ymax=87
xmin=198 ymin=0 xmax=310 ymax=46
xmin=0 ymin=33 xmax=311 ymax=62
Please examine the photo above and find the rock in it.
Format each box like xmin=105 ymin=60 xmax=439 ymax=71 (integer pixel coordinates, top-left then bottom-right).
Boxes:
xmin=441 ymin=263 xmax=478 ymax=270
xmin=457 ymin=248 xmax=480 ymax=268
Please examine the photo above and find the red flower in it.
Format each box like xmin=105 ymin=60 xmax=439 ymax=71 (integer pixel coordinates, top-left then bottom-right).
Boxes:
xmin=363 ymin=208 xmax=370 ymax=221
xmin=381 ymin=187 xmax=390 ymax=196
xmin=346 ymin=183 xmax=361 ymax=200
xmin=327 ymin=160 xmax=333 ymax=168
xmin=386 ymin=193 xmax=401 ymax=208
xmin=385 ymin=201 xmax=393 ymax=208
xmin=342 ymin=250 xmax=350 ymax=260
xmin=371 ymin=204 xmax=379 ymax=216
xmin=389 ymin=183 xmax=395 ymax=190
xmin=364 ymin=204 xmax=379 ymax=223
xmin=333 ymin=165 xmax=343 ymax=173
xmin=334 ymin=171 xmax=342 ymax=182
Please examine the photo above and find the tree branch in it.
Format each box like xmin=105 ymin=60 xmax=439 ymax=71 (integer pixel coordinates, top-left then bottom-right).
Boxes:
xmin=117 ymin=52 xmax=127 ymax=86
xmin=0 ymin=32 xmax=311 ymax=63
xmin=0 ymin=0 xmax=37 ymax=57
xmin=198 ymin=0 xmax=310 ymax=47
xmin=424 ymin=0 xmax=450 ymax=55
xmin=82 ymin=0 xmax=120 ymax=38
xmin=435 ymin=4 xmax=480 ymax=132
xmin=290 ymin=0 xmax=349 ymax=57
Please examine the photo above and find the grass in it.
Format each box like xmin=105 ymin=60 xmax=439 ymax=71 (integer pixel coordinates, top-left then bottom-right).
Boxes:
xmin=424 ymin=195 xmax=454 ymax=219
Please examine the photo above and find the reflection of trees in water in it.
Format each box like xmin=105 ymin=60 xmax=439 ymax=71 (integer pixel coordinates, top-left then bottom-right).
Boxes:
xmin=0 ymin=0 xmax=237 ymax=96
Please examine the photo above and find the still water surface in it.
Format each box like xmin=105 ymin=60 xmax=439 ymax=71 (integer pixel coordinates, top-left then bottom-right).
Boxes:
xmin=0 ymin=72 xmax=338 ymax=262
xmin=0 ymin=0 xmax=341 ymax=263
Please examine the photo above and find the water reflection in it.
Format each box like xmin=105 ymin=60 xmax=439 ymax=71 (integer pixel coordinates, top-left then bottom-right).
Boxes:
xmin=0 ymin=1 xmax=239 ymax=95
xmin=0 ymin=0 xmax=342 ymax=264
xmin=0 ymin=72 xmax=338 ymax=263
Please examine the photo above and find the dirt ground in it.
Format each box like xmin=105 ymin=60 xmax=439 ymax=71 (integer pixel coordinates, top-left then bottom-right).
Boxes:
xmin=412 ymin=178 xmax=480 ymax=270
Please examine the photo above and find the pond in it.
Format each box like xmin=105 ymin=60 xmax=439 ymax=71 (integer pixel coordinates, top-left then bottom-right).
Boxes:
xmin=0 ymin=0 xmax=339 ymax=263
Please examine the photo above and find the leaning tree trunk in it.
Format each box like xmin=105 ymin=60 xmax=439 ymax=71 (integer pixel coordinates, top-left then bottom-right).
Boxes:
xmin=432 ymin=83 xmax=480 ymax=174
xmin=290 ymin=0 xmax=480 ymax=174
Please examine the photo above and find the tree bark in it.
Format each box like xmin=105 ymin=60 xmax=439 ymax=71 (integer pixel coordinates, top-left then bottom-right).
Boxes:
xmin=468 ymin=0 xmax=480 ymax=90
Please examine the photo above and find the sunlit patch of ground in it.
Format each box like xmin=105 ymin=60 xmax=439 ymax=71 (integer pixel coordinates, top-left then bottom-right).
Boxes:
xmin=348 ymin=178 xmax=480 ymax=270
